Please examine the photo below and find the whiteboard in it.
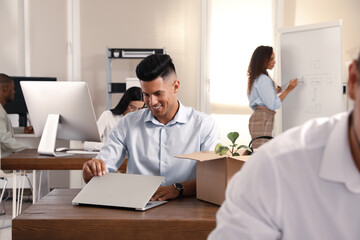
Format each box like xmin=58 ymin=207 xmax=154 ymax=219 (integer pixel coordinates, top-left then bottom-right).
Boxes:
xmin=280 ymin=21 xmax=343 ymax=131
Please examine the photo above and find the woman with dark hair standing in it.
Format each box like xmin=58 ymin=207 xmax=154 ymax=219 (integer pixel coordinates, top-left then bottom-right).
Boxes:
xmin=247 ymin=46 xmax=298 ymax=148
xmin=97 ymin=86 xmax=144 ymax=142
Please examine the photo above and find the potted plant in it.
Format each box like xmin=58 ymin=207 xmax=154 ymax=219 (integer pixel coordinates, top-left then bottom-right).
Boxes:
xmin=215 ymin=132 xmax=252 ymax=156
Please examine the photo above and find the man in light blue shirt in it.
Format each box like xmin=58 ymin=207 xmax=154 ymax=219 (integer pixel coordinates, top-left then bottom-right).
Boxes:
xmin=83 ymin=54 xmax=220 ymax=201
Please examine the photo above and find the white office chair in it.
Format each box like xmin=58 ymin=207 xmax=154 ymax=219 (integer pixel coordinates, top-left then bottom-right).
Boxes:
xmin=0 ymin=169 xmax=31 ymax=228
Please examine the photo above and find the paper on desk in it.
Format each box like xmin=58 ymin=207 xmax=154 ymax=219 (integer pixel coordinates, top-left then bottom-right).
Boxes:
xmin=84 ymin=141 xmax=104 ymax=151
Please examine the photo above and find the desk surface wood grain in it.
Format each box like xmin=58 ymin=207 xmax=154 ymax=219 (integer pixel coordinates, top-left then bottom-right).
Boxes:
xmin=12 ymin=189 xmax=219 ymax=240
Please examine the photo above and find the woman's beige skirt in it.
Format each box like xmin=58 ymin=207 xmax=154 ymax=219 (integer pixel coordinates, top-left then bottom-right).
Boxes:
xmin=248 ymin=106 xmax=276 ymax=149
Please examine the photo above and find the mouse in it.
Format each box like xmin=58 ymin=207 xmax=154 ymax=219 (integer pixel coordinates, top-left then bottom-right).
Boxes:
xmin=56 ymin=147 xmax=69 ymax=152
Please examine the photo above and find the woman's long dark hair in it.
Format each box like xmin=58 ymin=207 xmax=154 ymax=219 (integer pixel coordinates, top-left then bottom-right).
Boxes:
xmin=247 ymin=46 xmax=273 ymax=94
xmin=110 ymin=86 xmax=144 ymax=115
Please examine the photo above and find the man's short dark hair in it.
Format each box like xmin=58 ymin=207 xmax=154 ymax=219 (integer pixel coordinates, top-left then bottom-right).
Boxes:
xmin=136 ymin=54 xmax=176 ymax=82
xmin=0 ymin=73 xmax=13 ymax=85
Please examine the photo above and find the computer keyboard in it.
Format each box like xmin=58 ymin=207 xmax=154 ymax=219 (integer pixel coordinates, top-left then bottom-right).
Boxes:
xmin=13 ymin=127 xmax=25 ymax=134
xmin=66 ymin=150 xmax=99 ymax=155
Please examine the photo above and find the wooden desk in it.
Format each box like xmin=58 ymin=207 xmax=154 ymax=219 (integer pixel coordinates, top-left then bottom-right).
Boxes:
xmin=12 ymin=189 xmax=218 ymax=240
xmin=1 ymin=149 xmax=94 ymax=170
xmin=1 ymin=148 xmax=128 ymax=171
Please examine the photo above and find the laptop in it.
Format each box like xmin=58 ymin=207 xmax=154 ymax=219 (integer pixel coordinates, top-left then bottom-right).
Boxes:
xmin=72 ymin=173 xmax=167 ymax=211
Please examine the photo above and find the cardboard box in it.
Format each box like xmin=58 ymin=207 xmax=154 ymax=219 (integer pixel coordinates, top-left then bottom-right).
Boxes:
xmin=176 ymin=150 xmax=250 ymax=205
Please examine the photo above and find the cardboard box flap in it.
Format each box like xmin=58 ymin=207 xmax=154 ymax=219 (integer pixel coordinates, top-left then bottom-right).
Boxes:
xmin=229 ymin=155 xmax=251 ymax=161
xmin=175 ymin=151 xmax=250 ymax=162
xmin=176 ymin=151 xmax=224 ymax=162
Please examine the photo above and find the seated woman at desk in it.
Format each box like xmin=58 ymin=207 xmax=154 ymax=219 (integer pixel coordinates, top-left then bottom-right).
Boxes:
xmin=97 ymin=86 xmax=144 ymax=143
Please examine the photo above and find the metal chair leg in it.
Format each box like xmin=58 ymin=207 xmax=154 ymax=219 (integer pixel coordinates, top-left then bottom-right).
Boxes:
xmin=0 ymin=178 xmax=8 ymax=215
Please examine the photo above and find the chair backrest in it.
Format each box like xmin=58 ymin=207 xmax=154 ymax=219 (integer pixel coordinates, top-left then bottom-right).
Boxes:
xmin=248 ymin=136 xmax=273 ymax=154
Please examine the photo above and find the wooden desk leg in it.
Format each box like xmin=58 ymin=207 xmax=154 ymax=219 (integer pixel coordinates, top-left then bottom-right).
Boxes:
xmin=12 ymin=170 xmax=16 ymax=219
xmin=32 ymin=170 xmax=36 ymax=204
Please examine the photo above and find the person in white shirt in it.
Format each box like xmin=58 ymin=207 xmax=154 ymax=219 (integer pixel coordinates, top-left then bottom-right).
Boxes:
xmin=97 ymin=86 xmax=144 ymax=143
xmin=82 ymin=54 xmax=220 ymax=201
xmin=208 ymin=53 xmax=360 ymax=240
xmin=0 ymin=73 xmax=49 ymax=198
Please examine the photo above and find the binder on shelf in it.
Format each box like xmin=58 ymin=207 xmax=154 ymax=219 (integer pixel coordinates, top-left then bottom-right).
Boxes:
xmin=109 ymin=83 xmax=126 ymax=93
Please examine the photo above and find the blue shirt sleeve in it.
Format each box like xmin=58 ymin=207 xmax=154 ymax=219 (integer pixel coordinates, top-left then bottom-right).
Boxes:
xmin=95 ymin=117 xmax=128 ymax=173
xmin=248 ymin=74 xmax=281 ymax=111
xmin=200 ymin=115 xmax=221 ymax=151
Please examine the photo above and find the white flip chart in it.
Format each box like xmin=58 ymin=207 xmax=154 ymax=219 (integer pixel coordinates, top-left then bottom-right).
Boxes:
xmin=280 ymin=21 xmax=343 ymax=131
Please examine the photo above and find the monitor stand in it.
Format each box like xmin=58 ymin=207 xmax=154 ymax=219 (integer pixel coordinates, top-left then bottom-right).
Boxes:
xmin=18 ymin=113 xmax=27 ymax=127
xmin=37 ymin=114 xmax=73 ymax=157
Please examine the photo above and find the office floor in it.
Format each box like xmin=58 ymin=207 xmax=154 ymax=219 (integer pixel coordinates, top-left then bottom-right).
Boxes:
xmin=0 ymin=190 xmax=32 ymax=240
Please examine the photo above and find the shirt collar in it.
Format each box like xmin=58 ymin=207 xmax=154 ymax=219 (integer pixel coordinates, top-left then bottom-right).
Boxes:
xmin=319 ymin=111 xmax=360 ymax=193
xmin=144 ymin=101 xmax=187 ymax=126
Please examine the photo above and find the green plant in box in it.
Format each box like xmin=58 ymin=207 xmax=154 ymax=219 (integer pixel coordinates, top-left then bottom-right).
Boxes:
xmin=215 ymin=132 xmax=252 ymax=156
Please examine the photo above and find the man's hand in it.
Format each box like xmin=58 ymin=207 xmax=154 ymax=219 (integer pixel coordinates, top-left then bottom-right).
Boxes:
xmin=24 ymin=126 xmax=34 ymax=134
xmin=151 ymin=185 xmax=179 ymax=201
xmin=151 ymin=179 xmax=196 ymax=201
xmin=82 ymin=158 xmax=107 ymax=183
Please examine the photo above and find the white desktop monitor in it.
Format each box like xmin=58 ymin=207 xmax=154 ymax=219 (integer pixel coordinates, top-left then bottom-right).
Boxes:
xmin=20 ymin=81 xmax=100 ymax=156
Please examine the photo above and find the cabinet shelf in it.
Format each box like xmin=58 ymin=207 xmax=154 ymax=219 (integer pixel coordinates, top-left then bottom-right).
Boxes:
xmin=105 ymin=47 xmax=166 ymax=109
xmin=108 ymin=48 xmax=164 ymax=59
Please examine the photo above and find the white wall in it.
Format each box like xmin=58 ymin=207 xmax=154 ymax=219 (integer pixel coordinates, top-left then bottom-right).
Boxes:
xmin=0 ymin=0 xmax=68 ymax=79
xmin=0 ymin=0 xmax=23 ymax=75
xmin=284 ymin=0 xmax=360 ymax=83
xmin=27 ymin=0 xmax=68 ymax=80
